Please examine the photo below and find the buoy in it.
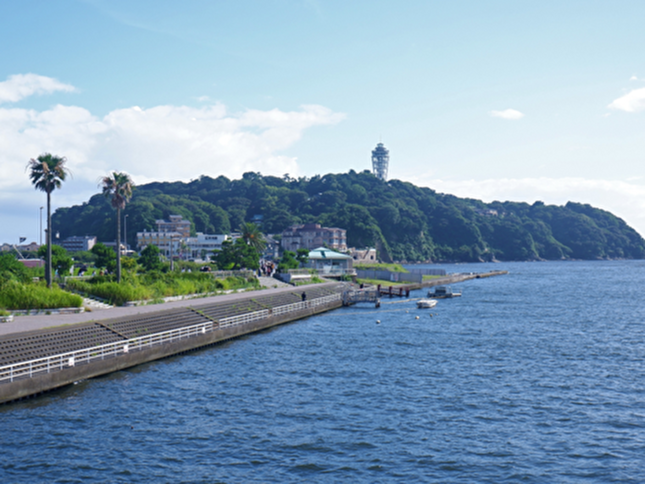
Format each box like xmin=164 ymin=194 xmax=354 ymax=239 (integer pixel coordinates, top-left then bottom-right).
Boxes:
xmin=415 ymin=316 xmax=419 ymax=320
xmin=376 ymin=320 xmax=381 ymax=324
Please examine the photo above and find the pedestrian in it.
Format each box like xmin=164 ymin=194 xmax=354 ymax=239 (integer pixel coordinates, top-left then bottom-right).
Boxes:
xmin=301 ymin=291 xmax=307 ymax=302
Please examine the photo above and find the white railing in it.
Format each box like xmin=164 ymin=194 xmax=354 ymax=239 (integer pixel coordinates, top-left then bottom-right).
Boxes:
xmin=0 ymin=321 xmax=214 ymax=384
xmin=0 ymin=293 xmax=342 ymax=384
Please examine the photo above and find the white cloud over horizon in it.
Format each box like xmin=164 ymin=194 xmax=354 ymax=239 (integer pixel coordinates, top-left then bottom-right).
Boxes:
xmin=608 ymin=86 xmax=645 ymax=112
xmin=489 ymin=108 xmax=524 ymax=120
xmin=0 ymin=99 xmax=345 ymax=194
xmin=0 ymin=73 xmax=75 ymax=104
xmin=0 ymin=74 xmax=346 ymax=242
xmin=403 ymin=174 xmax=645 ymax=237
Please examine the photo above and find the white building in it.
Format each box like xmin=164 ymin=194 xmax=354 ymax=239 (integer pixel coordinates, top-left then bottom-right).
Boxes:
xmin=185 ymin=233 xmax=230 ymax=260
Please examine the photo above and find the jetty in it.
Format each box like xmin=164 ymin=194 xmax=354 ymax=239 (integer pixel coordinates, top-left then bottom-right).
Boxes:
xmin=373 ymin=270 xmax=507 ymax=295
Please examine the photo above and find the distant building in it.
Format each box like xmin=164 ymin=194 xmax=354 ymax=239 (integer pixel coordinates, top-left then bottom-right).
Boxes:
xmin=350 ymin=247 xmax=377 ymax=262
xmin=474 ymin=209 xmax=499 ymax=217
xmin=60 ymin=235 xmax=97 ymax=253
xmin=371 ymin=142 xmax=389 ymax=181
xmin=305 ymin=247 xmax=355 ymax=276
xmin=137 ymin=215 xmax=191 ymax=257
xmin=1 ymin=242 xmax=40 ymax=253
xmin=136 ymin=230 xmax=184 ymax=258
xmin=155 ymin=215 xmax=191 ymax=237
xmin=19 ymin=259 xmax=44 ymax=268
xmin=184 ymin=233 xmax=230 ymax=260
xmin=281 ymin=223 xmax=347 ymax=252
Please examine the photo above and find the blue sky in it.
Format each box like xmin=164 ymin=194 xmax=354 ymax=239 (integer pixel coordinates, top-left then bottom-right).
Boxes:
xmin=2 ymin=0 xmax=645 ymax=244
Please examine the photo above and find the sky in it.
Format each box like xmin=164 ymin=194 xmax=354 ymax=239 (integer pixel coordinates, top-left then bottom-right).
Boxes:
xmin=2 ymin=0 xmax=645 ymax=244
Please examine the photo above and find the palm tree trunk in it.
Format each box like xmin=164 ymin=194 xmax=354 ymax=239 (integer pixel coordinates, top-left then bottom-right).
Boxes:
xmin=46 ymin=191 xmax=52 ymax=288
xmin=116 ymin=207 xmax=122 ymax=283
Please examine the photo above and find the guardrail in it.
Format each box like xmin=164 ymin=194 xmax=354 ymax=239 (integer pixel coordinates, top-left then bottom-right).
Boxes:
xmin=0 ymin=293 xmax=341 ymax=384
xmin=0 ymin=321 xmax=214 ymax=384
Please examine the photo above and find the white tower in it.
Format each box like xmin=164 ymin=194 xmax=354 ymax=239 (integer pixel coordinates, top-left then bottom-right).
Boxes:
xmin=371 ymin=142 xmax=389 ymax=181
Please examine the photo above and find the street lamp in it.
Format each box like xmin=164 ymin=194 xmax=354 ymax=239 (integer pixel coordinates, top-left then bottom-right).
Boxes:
xmin=124 ymin=214 xmax=129 ymax=251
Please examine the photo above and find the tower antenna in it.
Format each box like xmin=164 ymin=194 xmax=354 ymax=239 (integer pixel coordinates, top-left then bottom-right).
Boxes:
xmin=371 ymin=141 xmax=389 ymax=181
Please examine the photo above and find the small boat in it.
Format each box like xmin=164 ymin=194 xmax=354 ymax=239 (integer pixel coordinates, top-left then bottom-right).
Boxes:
xmin=427 ymin=286 xmax=462 ymax=299
xmin=417 ymin=299 xmax=438 ymax=309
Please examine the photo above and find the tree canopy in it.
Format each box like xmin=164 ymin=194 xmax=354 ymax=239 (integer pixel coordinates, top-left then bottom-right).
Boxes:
xmin=52 ymin=171 xmax=645 ymax=262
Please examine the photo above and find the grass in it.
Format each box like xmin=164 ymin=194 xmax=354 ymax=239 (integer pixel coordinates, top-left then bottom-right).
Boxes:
xmin=354 ymin=263 xmax=409 ymax=273
xmin=422 ymin=275 xmax=444 ymax=281
xmin=66 ymin=272 xmax=260 ymax=306
xmin=293 ymin=276 xmax=326 ymax=286
xmin=0 ymin=280 xmax=83 ymax=310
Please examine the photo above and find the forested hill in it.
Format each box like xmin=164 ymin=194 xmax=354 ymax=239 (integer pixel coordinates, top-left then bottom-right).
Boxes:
xmin=53 ymin=170 xmax=645 ymax=262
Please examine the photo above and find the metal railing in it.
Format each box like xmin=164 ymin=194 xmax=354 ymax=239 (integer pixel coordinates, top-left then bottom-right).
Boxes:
xmin=0 ymin=321 xmax=214 ymax=384
xmin=0 ymin=293 xmax=341 ymax=384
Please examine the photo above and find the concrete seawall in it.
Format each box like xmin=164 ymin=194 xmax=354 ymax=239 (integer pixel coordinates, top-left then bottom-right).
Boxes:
xmin=0 ymin=289 xmax=343 ymax=404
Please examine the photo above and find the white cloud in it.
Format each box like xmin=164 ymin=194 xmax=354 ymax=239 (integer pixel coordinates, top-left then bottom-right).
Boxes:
xmin=403 ymin=174 xmax=645 ymax=237
xmin=0 ymin=98 xmax=346 ymax=241
xmin=0 ymin=74 xmax=75 ymax=104
xmin=489 ymin=108 xmax=524 ymax=120
xmin=630 ymin=75 xmax=638 ymax=81
xmin=608 ymin=87 xmax=645 ymax=112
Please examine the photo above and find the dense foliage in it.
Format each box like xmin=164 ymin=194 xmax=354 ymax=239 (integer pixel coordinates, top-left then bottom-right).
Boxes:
xmin=52 ymin=171 xmax=645 ymax=262
xmin=66 ymin=273 xmax=259 ymax=306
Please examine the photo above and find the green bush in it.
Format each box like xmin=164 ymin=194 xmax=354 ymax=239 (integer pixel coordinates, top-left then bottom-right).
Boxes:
xmin=0 ymin=280 xmax=82 ymax=310
xmin=65 ymin=271 xmax=259 ymax=305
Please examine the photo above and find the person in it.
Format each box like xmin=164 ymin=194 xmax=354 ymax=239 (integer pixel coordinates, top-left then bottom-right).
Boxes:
xmin=301 ymin=291 xmax=307 ymax=302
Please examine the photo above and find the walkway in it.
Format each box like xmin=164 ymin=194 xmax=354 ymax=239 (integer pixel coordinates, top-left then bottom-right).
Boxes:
xmin=0 ymin=282 xmax=350 ymax=337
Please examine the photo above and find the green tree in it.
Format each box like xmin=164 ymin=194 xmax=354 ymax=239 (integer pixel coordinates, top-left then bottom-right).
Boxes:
xmin=91 ymin=242 xmax=117 ymax=273
xmin=240 ymin=222 xmax=266 ymax=252
xmin=100 ymin=172 xmax=134 ymax=283
xmin=26 ymin=153 xmax=71 ymax=287
xmin=296 ymin=248 xmax=309 ymax=266
xmin=37 ymin=244 xmax=73 ymax=278
xmin=0 ymin=253 xmax=29 ymax=284
xmin=278 ymin=250 xmax=299 ymax=272
xmin=139 ymin=245 xmax=164 ymax=272
xmin=212 ymin=238 xmax=260 ymax=270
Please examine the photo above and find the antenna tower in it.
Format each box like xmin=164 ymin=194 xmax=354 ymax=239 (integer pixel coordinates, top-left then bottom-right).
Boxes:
xmin=371 ymin=142 xmax=389 ymax=181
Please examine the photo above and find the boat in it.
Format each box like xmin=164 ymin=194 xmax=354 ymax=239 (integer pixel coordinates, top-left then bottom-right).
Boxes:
xmin=427 ymin=286 xmax=462 ymax=299
xmin=416 ymin=299 xmax=438 ymax=309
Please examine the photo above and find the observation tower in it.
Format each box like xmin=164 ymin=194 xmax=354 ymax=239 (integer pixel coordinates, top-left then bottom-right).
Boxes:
xmin=371 ymin=142 xmax=389 ymax=181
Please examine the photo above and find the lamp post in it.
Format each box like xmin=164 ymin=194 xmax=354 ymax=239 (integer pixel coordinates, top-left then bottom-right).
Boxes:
xmin=39 ymin=206 xmax=43 ymax=246
xmin=124 ymin=214 xmax=129 ymax=252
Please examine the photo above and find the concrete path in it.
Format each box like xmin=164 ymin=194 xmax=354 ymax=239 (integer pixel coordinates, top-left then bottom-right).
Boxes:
xmin=258 ymin=276 xmax=291 ymax=289
xmin=0 ymin=282 xmax=346 ymax=337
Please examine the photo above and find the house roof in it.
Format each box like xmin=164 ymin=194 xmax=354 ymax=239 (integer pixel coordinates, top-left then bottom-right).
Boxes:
xmin=308 ymin=247 xmax=352 ymax=260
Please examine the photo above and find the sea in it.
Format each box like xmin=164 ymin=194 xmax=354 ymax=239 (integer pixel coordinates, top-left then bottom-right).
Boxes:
xmin=2 ymin=260 xmax=645 ymax=483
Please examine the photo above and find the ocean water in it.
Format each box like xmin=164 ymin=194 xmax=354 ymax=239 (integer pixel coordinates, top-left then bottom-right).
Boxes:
xmin=2 ymin=260 xmax=645 ymax=483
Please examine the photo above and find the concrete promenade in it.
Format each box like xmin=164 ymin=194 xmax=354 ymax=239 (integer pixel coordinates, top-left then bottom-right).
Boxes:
xmin=0 ymin=282 xmax=341 ymax=337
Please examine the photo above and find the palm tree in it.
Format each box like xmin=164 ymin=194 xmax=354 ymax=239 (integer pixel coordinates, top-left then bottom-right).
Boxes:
xmin=240 ymin=222 xmax=266 ymax=252
xmin=26 ymin=153 xmax=71 ymax=288
xmin=100 ymin=172 xmax=134 ymax=283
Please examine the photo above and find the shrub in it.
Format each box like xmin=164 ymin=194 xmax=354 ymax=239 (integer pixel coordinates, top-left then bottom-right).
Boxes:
xmin=0 ymin=280 xmax=82 ymax=310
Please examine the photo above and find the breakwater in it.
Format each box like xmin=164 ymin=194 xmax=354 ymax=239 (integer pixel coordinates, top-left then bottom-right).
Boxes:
xmin=377 ymin=269 xmax=508 ymax=292
xmin=0 ymin=284 xmax=344 ymax=404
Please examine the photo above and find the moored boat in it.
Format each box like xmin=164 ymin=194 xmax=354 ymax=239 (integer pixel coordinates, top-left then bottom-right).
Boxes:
xmin=427 ymin=286 xmax=462 ymax=299
xmin=417 ymin=299 xmax=438 ymax=309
